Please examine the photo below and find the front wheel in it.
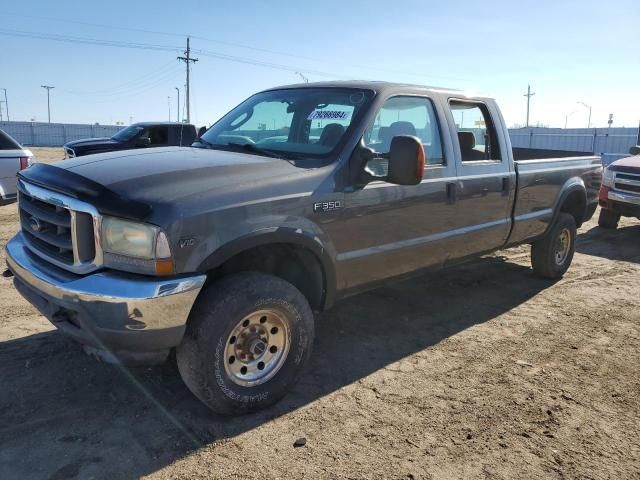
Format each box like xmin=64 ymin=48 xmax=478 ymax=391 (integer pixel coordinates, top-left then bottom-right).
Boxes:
xmin=176 ymin=272 xmax=314 ymax=415
xmin=531 ymin=213 xmax=576 ymax=279
xmin=598 ymin=208 xmax=620 ymax=229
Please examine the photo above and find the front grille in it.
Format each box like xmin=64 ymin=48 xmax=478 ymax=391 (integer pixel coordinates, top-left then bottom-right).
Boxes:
xmin=18 ymin=181 xmax=101 ymax=274
xmin=614 ymin=171 xmax=640 ymax=195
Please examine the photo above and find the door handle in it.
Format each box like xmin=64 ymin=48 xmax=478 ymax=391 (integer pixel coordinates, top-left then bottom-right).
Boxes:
xmin=446 ymin=182 xmax=457 ymax=204
xmin=501 ymin=177 xmax=510 ymax=196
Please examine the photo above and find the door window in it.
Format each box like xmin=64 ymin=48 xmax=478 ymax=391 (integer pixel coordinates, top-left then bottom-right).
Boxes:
xmin=140 ymin=126 xmax=169 ymax=146
xmin=449 ymin=101 xmax=501 ymax=162
xmin=364 ymin=96 xmax=445 ymax=165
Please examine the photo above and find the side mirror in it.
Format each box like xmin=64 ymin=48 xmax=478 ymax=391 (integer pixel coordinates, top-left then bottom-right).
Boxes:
xmin=135 ymin=137 xmax=151 ymax=148
xmin=386 ymin=135 xmax=425 ymax=186
xmin=630 ymin=145 xmax=640 ymax=156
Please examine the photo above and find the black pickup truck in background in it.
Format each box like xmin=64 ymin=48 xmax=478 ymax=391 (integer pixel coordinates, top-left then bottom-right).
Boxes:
xmin=6 ymin=81 xmax=602 ymax=415
xmin=63 ymin=122 xmax=197 ymax=158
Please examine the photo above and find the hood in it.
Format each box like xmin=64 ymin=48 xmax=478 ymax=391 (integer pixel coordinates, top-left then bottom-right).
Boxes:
xmin=608 ymin=155 xmax=640 ymax=173
xmin=56 ymin=146 xmax=309 ymax=205
xmin=64 ymin=137 xmax=119 ymax=148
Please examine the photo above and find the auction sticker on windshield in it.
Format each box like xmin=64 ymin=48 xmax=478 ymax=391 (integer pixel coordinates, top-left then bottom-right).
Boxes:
xmin=307 ymin=110 xmax=351 ymax=120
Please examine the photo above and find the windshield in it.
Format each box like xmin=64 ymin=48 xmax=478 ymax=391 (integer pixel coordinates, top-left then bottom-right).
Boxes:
xmin=112 ymin=125 xmax=144 ymax=141
xmin=198 ymin=88 xmax=373 ymax=159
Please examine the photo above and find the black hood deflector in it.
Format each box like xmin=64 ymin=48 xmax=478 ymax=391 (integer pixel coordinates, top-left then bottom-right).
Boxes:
xmin=18 ymin=163 xmax=152 ymax=221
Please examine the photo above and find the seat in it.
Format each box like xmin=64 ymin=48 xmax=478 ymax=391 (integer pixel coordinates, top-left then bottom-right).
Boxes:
xmin=377 ymin=121 xmax=417 ymax=152
xmin=319 ymin=123 xmax=345 ymax=147
xmin=457 ymin=131 xmax=485 ymax=161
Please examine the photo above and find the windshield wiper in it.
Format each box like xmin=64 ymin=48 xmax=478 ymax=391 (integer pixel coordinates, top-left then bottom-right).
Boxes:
xmin=225 ymin=142 xmax=283 ymax=159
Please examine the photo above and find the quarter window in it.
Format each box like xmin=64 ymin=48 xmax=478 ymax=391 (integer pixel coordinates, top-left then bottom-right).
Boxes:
xmin=364 ymin=96 xmax=445 ymax=165
xmin=449 ymin=101 xmax=501 ymax=162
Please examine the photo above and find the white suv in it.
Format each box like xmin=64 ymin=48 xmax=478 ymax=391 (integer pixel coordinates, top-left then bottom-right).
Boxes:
xmin=0 ymin=129 xmax=33 ymax=205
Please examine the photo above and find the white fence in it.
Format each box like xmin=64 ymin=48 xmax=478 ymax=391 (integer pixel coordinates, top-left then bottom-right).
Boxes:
xmin=0 ymin=121 xmax=121 ymax=147
xmin=1 ymin=121 xmax=638 ymax=166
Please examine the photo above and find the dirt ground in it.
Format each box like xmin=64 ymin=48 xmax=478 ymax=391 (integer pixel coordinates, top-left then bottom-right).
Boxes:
xmin=0 ymin=148 xmax=639 ymax=479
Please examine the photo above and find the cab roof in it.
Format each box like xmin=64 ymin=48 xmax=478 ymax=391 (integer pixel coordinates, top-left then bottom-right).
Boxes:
xmin=261 ymin=80 xmax=476 ymax=98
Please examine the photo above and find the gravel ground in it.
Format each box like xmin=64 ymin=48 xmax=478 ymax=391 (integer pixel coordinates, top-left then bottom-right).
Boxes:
xmin=0 ymin=148 xmax=638 ymax=479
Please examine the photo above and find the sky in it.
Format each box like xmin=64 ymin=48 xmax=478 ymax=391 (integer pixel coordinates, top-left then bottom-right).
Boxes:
xmin=0 ymin=0 xmax=639 ymax=129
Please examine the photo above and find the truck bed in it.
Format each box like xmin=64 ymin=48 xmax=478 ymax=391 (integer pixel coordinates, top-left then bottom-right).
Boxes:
xmin=508 ymin=152 xmax=602 ymax=245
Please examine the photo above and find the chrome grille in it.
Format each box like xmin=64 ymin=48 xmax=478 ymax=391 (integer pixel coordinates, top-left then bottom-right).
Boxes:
xmin=17 ymin=180 xmax=103 ymax=274
xmin=614 ymin=171 xmax=640 ymax=195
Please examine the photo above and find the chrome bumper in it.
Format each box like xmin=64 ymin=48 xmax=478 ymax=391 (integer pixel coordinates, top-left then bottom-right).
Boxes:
xmin=608 ymin=190 xmax=640 ymax=206
xmin=5 ymin=232 xmax=206 ymax=365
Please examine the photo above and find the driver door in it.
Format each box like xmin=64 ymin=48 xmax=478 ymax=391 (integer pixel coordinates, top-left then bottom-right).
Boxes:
xmin=334 ymin=95 xmax=457 ymax=291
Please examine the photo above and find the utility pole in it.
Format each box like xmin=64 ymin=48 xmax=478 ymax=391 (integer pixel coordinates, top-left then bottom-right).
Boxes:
xmin=168 ymin=96 xmax=171 ymax=121
xmin=577 ymin=101 xmax=592 ymax=128
xmin=175 ymin=87 xmax=180 ymax=122
xmin=0 ymin=100 xmax=4 ymax=121
xmin=1 ymin=88 xmax=8 ymax=121
xmin=523 ymin=85 xmax=535 ymax=128
xmin=177 ymin=37 xmax=198 ymax=123
xmin=41 ymin=85 xmax=55 ymax=123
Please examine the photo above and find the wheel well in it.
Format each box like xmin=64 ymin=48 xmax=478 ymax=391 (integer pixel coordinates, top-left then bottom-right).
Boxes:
xmin=207 ymin=243 xmax=326 ymax=311
xmin=559 ymin=190 xmax=587 ymax=227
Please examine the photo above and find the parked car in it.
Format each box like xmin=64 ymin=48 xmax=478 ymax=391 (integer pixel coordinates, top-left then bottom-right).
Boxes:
xmin=63 ymin=122 xmax=197 ymax=158
xmin=0 ymin=129 xmax=33 ymax=206
xmin=5 ymin=81 xmax=601 ymax=415
xmin=598 ymin=145 xmax=640 ymax=228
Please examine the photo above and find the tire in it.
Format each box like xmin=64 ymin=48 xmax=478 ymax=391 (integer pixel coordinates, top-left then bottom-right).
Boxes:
xmin=176 ymin=272 xmax=314 ymax=415
xmin=531 ymin=213 xmax=576 ymax=279
xmin=598 ymin=208 xmax=620 ymax=229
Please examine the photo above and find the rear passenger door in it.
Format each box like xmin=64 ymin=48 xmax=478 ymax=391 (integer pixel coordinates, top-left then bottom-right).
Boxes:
xmin=445 ymin=99 xmax=515 ymax=260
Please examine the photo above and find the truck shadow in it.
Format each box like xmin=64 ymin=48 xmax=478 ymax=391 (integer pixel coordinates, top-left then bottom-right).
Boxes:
xmin=0 ymin=255 xmax=554 ymax=479
xmin=576 ymin=224 xmax=640 ymax=264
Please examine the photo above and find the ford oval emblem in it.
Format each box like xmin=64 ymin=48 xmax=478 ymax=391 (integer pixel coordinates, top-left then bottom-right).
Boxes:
xmin=29 ymin=216 xmax=43 ymax=233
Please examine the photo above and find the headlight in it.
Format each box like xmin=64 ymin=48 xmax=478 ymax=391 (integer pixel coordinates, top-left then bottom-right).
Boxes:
xmin=101 ymin=216 xmax=174 ymax=275
xmin=602 ymin=168 xmax=615 ymax=188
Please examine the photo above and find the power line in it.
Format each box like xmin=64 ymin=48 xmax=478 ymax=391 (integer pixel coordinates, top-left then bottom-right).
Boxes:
xmin=58 ymin=64 xmax=183 ymax=98
xmin=0 ymin=28 xmax=181 ymax=52
xmin=57 ymin=61 xmax=178 ymax=96
xmin=0 ymin=14 xmax=468 ymax=83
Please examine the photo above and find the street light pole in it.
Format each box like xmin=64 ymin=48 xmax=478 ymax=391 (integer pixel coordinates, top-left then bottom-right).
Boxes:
xmin=168 ymin=96 xmax=171 ymax=121
xmin=41 ymin=85 xmax=55 ymax=123
xmin=577 ymin=101 xmax=592 ymax=128
xmin=1 ymin=88 xmax=8 ymax=121
xmin=175 ymin=87 xmax=180 ymax=122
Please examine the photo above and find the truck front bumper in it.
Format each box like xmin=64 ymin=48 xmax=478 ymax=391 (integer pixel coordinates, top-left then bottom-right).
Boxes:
xmin=5 ymin=233 xmax=206 ymax=365
xmin=600 ymin=188 xmax=640 ymax=218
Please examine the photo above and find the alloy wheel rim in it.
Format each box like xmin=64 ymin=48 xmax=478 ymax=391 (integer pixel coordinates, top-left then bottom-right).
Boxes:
xmin=223 ymin=309 xmax=290 ymax=387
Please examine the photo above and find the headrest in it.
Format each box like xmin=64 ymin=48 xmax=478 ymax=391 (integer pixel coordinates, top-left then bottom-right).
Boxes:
xmin=319 ymin=123 xmax=345 ymax=146
xmin=377 ymin=126 xmax=391 ymax=144
xmin=388 ymin=121 xmax=417 ymax=137
xmin=458 ymin=131 xmax=476 ymax=151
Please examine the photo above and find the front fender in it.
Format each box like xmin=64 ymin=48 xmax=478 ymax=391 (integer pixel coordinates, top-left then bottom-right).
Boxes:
xmin=195 ymin=225 xmax=338 ymax=309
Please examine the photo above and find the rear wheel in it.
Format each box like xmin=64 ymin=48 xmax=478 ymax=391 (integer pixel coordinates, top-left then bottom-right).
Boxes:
xmin=176 ymin=272 xmax=314 ymax=415
xmin=531 ymin=213 xmax=576 ymax=279
xmin=598 ymin=208 xmax=620 ymax=229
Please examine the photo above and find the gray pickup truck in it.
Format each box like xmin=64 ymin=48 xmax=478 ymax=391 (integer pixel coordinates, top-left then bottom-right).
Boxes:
xmin=5 ymin=81 xmax=601 ymax=414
